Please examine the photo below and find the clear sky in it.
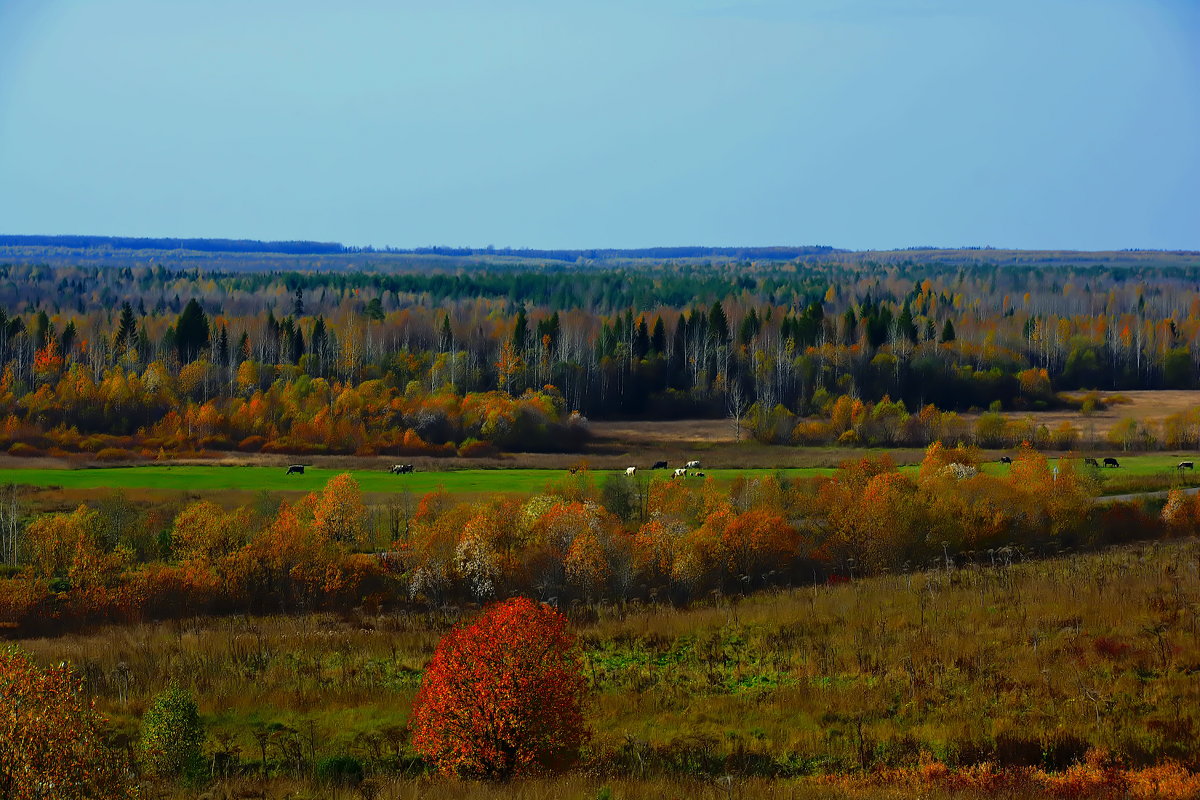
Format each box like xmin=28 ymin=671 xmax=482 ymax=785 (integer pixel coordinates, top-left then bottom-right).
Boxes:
xmin=0 ymin=0 xmax=1197 ymax=250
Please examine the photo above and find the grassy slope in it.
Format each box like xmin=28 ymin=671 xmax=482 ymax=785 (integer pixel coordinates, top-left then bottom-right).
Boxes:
xmin=18 ymin=539 xmax=1200 ymax=798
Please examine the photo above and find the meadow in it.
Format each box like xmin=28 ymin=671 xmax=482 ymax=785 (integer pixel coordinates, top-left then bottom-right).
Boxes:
xmin=1 ymin=451 xmax=1198 ymax=499
xmin=18 ymin=537 xmax=1200 ymax=799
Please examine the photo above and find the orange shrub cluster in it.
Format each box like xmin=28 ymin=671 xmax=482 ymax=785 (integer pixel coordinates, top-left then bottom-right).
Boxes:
xmin=0 ymin=362 xmax=586 ymax=458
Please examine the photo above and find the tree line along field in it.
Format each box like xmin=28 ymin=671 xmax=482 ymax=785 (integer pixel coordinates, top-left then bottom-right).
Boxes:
xmin=0 ymin=451 xmax=1198 ymax=498
xmin=13 ymin=538 xmax=1199 ymax=799
xmin=3 ymin=253 xmax=1200 ymax=463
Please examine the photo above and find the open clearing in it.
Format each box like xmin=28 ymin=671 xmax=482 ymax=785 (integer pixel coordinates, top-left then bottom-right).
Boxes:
xmin=0 ymin=452 xmax=1197 ymax=498
xmin=975 ymin=389 xmax=1200 ymax=427
xmin=591 ymin=391 xmax=1200 ymax=453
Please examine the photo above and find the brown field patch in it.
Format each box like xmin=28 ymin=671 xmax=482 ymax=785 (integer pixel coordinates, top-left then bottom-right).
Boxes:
xmin=956 ymin=390 xmax=1200 ymax=433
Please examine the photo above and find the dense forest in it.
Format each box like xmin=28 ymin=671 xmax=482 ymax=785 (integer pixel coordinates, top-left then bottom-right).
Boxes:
xmin=0 ymin=254 xmax=1199 ymax=455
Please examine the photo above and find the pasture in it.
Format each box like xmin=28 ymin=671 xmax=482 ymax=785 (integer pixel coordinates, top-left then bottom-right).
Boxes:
xmin=0 ymin=452 xmax=1197 ymax=498
xmin=0 ymin=464 xmax=832 ymax=496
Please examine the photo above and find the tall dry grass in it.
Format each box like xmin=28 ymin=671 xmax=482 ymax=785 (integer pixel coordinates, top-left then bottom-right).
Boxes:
xmin=15 ymin=538 xmax=1200 ymax=797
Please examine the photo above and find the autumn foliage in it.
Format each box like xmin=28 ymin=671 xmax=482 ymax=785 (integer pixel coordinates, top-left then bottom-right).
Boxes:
xmin=409 ymin=597 xmax=590 ymax=779
xmin=0 ymin=646 xmax=132 ymax=799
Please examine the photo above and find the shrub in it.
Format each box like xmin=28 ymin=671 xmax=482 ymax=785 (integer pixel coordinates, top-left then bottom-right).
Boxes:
xmin=0 ymin=646 xmax=133 ymax=798
xmin=316 ymin=755 xmax=364 ymax=786
xmin=410 ymin=597 xmax=590 ymax=779
xmin=237 ymin=435 xmax=267 ymax=452
xmin=140 ymin=683 xmax=205 ymax=779
xmin=458 ymin=438 xmax=499 ymax=458
xmin=6 ymin=442 xmax=39 ymax=457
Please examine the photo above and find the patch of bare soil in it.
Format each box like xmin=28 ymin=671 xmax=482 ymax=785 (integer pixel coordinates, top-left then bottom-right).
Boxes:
xmin=589 ymin=418 xmax=738 ymax=445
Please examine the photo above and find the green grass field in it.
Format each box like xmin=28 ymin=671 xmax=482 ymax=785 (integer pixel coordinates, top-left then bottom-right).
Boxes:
xmin=0 ymin=453 xmax=1193 ymax=496
xmin=0 ymin=465 xmax=831 ymax=496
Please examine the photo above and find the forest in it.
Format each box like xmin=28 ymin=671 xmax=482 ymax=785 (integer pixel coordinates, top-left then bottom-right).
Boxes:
xmin=0 ymin=252 xmax=1199 ymax=458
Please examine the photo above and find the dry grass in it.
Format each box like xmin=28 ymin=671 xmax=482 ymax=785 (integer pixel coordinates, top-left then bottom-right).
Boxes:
xmin=959 ymin=390 xmax=1200 ymax=428
xmin=149 ymin=774 xmax=1009 ymax=800
xmin=11 ymin=538 xmax=1200 ymax=798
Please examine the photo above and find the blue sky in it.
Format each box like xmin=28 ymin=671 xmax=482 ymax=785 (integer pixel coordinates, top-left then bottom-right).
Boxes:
xmin=0 ymin=0 xmax=1197 ymax=250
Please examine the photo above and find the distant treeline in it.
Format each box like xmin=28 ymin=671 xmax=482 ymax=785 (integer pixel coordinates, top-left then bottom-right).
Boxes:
xmin=0 ymin=235 xmax=842 ymax=262
xmin=0 ymin=235 xmax=345 ymax=255
xmin=389 ymin=245 xmax=844 ymax=261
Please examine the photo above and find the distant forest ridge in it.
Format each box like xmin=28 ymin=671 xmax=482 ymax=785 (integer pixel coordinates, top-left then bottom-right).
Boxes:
xmin=0 ymin=235 xmax=844 ymax=261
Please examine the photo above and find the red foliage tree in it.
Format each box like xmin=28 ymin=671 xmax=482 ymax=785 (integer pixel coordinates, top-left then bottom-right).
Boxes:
xmin=0 ymin=646 xmax=132 ymax=799
xmin=409 ymin=597 xmax=589 ymax=779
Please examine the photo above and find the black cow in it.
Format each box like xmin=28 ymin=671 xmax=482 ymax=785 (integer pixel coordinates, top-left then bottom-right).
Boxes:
xmin=286 ymin=465 xmax=304 ymax=475
xmin=1084 ymin=457 xmax=1100 ymax=467
xmin=390 ymin=464 xmax=414 ymax=474
xmin=1178 ymin=461 xmax=1195 ymax=471
xmin=1103 ymin=457 xmax=1121 ymax=468
xmin=651 ymin=460 xmax=668 ymax=469
xmin=999 ymin=456 xmax=1012 ymax=464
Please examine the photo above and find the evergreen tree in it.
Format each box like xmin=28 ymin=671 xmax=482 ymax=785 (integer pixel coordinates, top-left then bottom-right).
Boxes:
xmin=633 ymin=318 xmax=650 ymax=360
xmin=898 ymin=302 xmax=918 ymax=344
xmin=33 ymin=310 xmax=52 ymax=350
xmin=311 ymin=317 xmax=328 ymax=359
xmin=708 ymin=301 xmax=729 ymax=343
xmin=512 ymin=308 xmax=528 ymax=351
xmin=941 ymin=318 xmax=956 ymax=343
xmin=842 ymin=308 xmax=858 ymax=345
xmin=650 ymin=316 xmax=666 ymax=354
xmin=738 ymin=308 xmax=760 ymax=346
xmin=175 ymin=299 xmax=210 ymax=363
xmin=216 ymin=325 xmax=229 ymax=365
xmin=113 ymin=302 xmax=138 ymax=356
xmin=291 ymin=327 xmax=306 ymax=364
xmin=60 ymin=320 xmax=77 ymax=354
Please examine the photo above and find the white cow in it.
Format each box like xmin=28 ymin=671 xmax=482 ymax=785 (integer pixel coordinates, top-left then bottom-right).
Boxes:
xmin=685 ymin=460 xmax=700 ymax=469
xmin=673 ymin=467 xmax=687 ymax=478
xmin=625 ymin=466 xmax=637 ymax=476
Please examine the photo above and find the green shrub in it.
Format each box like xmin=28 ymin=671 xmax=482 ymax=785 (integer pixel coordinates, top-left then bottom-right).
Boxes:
xmin=316 ymin=755 xmax=364 ymax=786
xmin=140 ymin=683 xmax=205 ymax=780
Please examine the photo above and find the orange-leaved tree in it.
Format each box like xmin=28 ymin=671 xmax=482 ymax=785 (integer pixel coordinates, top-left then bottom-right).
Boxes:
xmin=409 ymin=597 xmax=589 ymax=779
xmin=0 ymin=646 xmax=133 ymax=799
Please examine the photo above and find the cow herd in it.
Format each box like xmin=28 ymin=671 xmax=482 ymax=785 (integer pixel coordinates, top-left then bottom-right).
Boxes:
xmin=284 ymin=459 xmax=708 ymax=478
xmin=625 ymin=460 xmax=704 ymax=479
xmin=283 ymin=455 xmax=1199 ymax=477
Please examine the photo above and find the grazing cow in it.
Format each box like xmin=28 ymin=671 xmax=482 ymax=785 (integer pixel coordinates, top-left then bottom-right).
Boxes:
xmin=625 ymin=466 xmax=637 ymax=476
xmin=685 ymin=460 xmax=700 ymax=469
xmin=693 ymin=471 xmax=706 ymax=478
xmin=652 ymin=460 xmax=668 ymax=469
xmin=999 ymin=456 xmax=1012 ymax=465
xmin=390 ymin=464 xmax=414 ymax=474
xmin=1084 ymin=457 xmax=1100 ymax=467
xmin=286 ymin=465 xmax=304 ymax=475
xmin=673 ymin=467 xmax=687 ymax=478
xmin=568 ymin=467 xmax=579 ymax=475
xmin=1103 ymin=457 xmax=1120 ymax=468
xmin=1179 ymin=461 xmax=1195 ymax=471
